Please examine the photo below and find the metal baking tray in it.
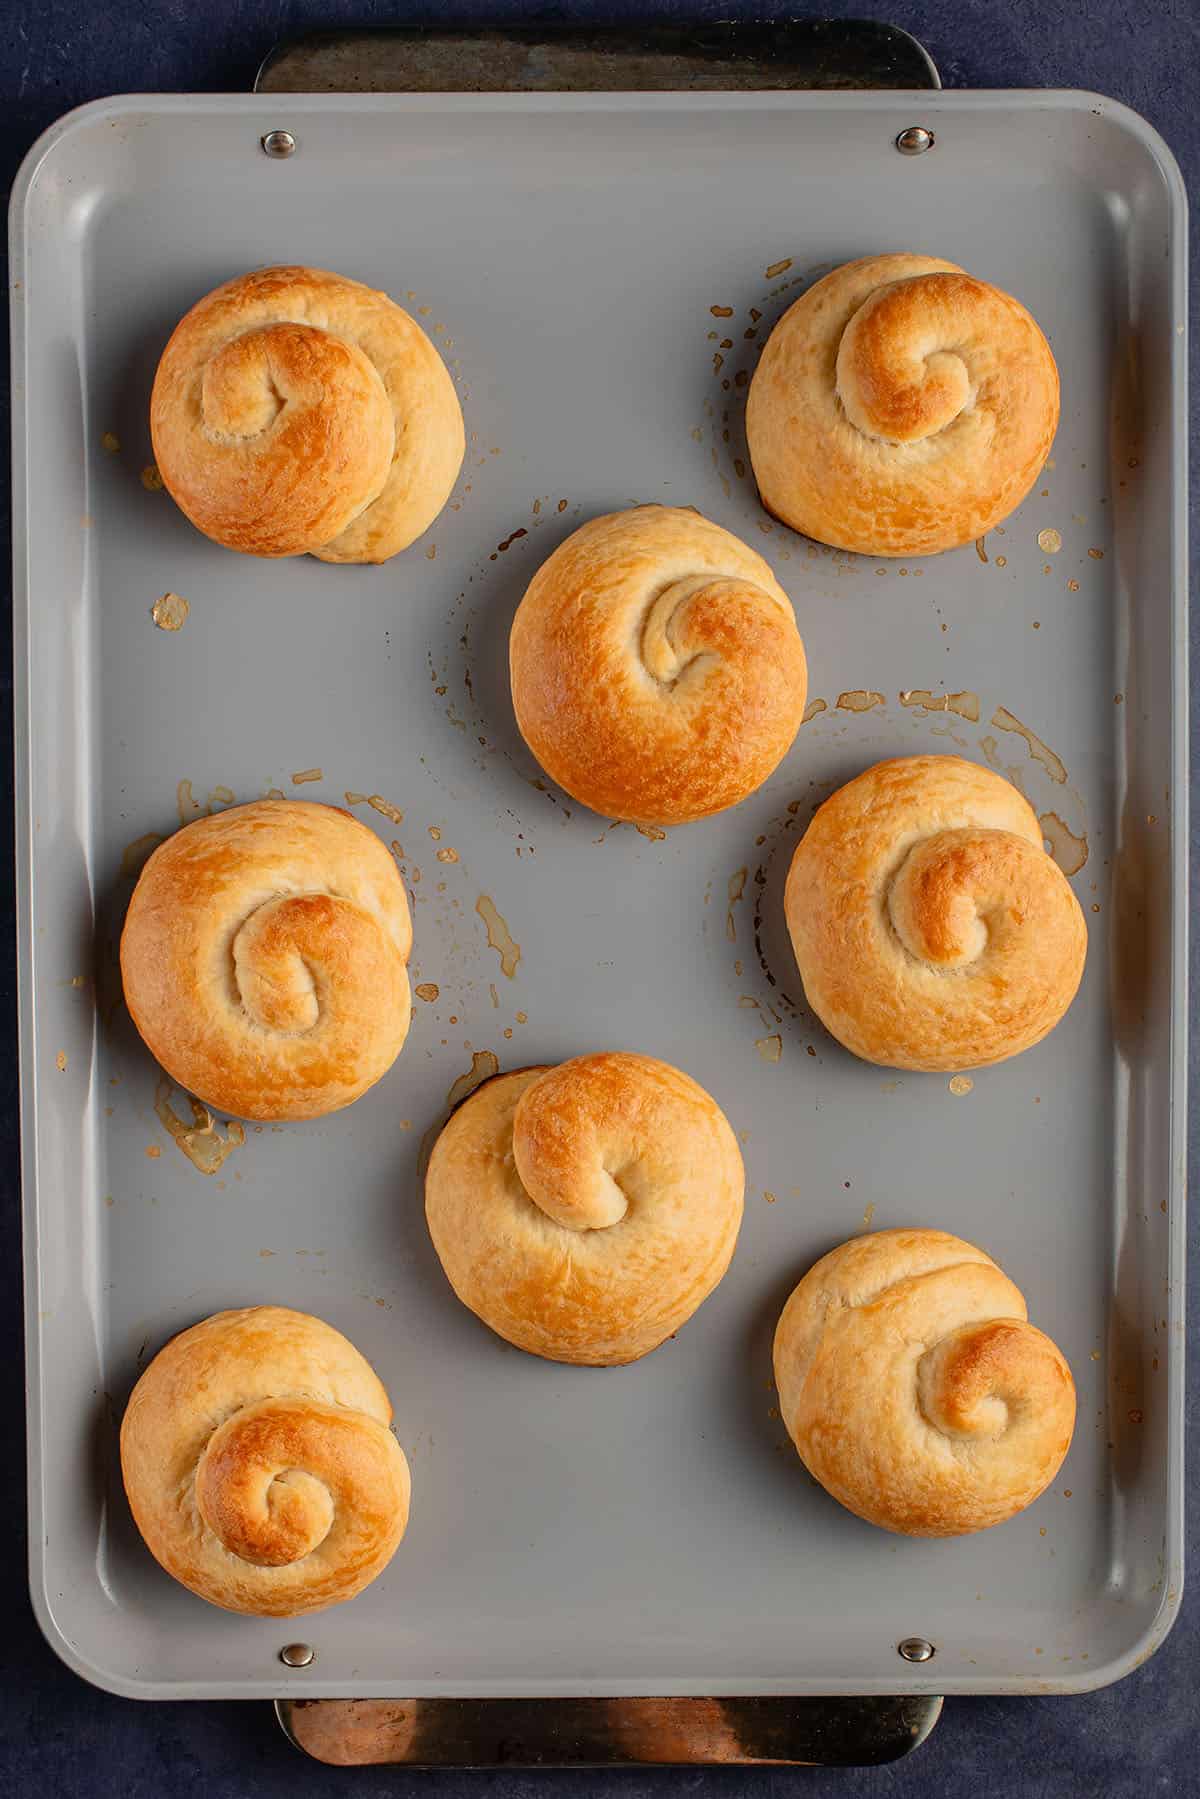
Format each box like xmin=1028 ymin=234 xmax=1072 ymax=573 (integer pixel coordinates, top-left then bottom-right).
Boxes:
xmin=12 ymin=88 xmax=1186 ymax=1706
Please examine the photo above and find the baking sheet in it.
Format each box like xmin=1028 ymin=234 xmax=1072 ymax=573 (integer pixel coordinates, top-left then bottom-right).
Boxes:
xmin=11 ymin=91 xmax=1187 ymax=1698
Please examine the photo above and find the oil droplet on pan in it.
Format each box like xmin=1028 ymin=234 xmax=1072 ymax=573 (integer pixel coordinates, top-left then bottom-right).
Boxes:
xmin=151 ymin=591 xmax=189 ymax=631
xmin=446 ymin=1050 xmax=500 ymax=1111
xmin=1039 ymin=811 xmax=1089 ymax=875
xmin=476 ymin=895 xmax=521 ymax=977
xmin=153 ymin=1077 xmax=245 ymax=1175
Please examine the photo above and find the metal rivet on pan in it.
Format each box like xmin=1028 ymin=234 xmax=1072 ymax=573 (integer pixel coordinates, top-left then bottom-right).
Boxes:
xmin=279 ymin=1642 xmax=315 ymax=1668
xmin=895 ymin=126 xmax=935 ymax=156
xmin=898 ymin=1637 xmax=936 ymax=1663
xmin=261 ymin=129 xmax=297 ymax=159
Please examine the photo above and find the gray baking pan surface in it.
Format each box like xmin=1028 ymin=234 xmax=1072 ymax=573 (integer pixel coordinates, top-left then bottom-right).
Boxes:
xmin=10 ymin=92 xmax=1186 ymax=1700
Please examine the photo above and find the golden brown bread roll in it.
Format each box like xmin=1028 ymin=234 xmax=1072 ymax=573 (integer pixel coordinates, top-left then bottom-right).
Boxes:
xmin=784 ymin=756 xmax=1086 ymax=1070
xmin=150 ymin=266 xmax=464 ymax=561
xmin=425 ymin=1053 xmax=744 ymax=1365
xmin=121 ymin=799 xmax=412 ymax=1120
xmin=746 ymin=254 xmax=1059 ymax=556
xmin=509 ymin=506 xmax=808 ymax=825
xmin=120 ymin=1306 xmax=411 ymax=1616
xmin=774 ymin=1229 xmax=1076 ymax=1536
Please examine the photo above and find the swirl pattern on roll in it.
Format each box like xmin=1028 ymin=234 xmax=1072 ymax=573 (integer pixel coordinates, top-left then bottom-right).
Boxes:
xmin=784 ymin=756 xmax=1086 ymax=1071
xmin=774 ymin=1229 xmax=1076 ymax=1536
xmin=120 ymin=799 xmax=412 ymax=1120
xmin=150 ymin=266 xmax=465 ymax=562
xmin=509 ymin=506 xmax=808 ymax=825
xmin=120 ymin=1307 xmax=411 ymax=1615
xmin=746 ymin=254 xmax=1059 ymax=556
xmin=425 ymin=1053 xmax=745 ymax=1365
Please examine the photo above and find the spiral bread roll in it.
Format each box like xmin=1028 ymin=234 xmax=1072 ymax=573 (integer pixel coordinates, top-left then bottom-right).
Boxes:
xmin=425 ymin=1053 xmax=744 ymax=1365
xmin=121 ymin=1307 xmax=410 ymax=1616
xmin=120 ymin=800 xmax=412 ymax=1120
xmin=509 ymin=506 xmax=808 ymax=825
xmin=785 ymin=756 xmax=1086 ymax=1071
xmin=774 ymin=1229 xmax=1076 ymax=1536
xmin=150 ymin=266 xmax=464 ymax=561
xmin=746 ymin=254 xmax=1059 ymax=556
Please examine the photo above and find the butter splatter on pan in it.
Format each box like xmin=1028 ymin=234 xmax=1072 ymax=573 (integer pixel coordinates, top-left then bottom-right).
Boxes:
xmin=151 ymin=592 xmax=189 ymax=631
xmin=836 ymin=690 xmax=885 ymax=714
xmin=446 ymin=1051 xmax=500 ymax=1111
xmin=1039 ymin=811 xmax=1089 ymax=875
xmin=899 ymin=689 xmax=980 ymax=722
xmin=154 ymin=1077 xmax=245 ymax=1175
xmin=476 ymin=895 xmax=521 ymax=977
xmin=990 ymin=706 xmax=1068 ymax=784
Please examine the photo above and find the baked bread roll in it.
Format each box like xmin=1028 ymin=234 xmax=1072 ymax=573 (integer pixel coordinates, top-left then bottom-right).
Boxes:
xmin=774 ymin=1229 xmax=1076 ymax=1536
xmin=121 ymin=1306 xmax=411 ymax=1616
xmin=121 ymin=799 xmax=412 ymax=1120
xmin=509 ymin=506 xmax=807 ymax=825
xmin=784 ymin=756 xmax=1086 ymax=1070
xmin=425 ymin=1053 xmax=744 ymax=1364
xmin=746 ymin=254 xmax=1059 ymax=556
xmin=150 ymin=265 xmax=464 ymax=561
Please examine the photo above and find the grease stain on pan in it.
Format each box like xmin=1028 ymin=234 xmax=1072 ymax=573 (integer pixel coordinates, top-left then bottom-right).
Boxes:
xmin=1039 ymin=811 xmax=1089 ymax=876
xmin=755 ymin=1035 xmax=782 ymax=1064
xmin=476 ymin=895 xmax=521 ymax=977
xmin=291 ymin=768 xmax=322 ymax=786
xmin=948 ymin=1076 xmax=975 ymax=1097
xmin=636 ymin=824 xmax=667 ymax=842
xmin=153 ymin=1077 xmax=245 ymax=1176
xmin=990 ymin=707 xmax=1068 ymax=784
xmin=151 ymin=591 xmax=189 ymax=632
xmin=368 ymin=795 xmax=405 ymax=826
xmin=801 ymin=698 xmax=828 ymax=725
xmin=836 ymin=690 xmax=885 ymax=714
xmin=177 ymin=780 xmax=236 ymax=827
xmin=899 ymin=688 xmax=981 ymax=723
xmin=445 ymin=1050 xmax=501 ymax=1112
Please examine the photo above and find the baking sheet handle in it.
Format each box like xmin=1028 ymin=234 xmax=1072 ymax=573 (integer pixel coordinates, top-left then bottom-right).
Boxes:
xmin=255 ymin=21 xmax=942 ymax=95
xmin=276 ymin=1694 xmax=944 ymax=1768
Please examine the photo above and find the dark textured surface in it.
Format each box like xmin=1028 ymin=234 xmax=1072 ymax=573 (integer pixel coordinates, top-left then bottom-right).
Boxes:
xmin=1 ymin=2 xmax=1196 ymax=1793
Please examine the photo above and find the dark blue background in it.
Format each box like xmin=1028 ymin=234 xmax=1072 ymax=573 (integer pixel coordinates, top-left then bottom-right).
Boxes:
xmin=2 ymin=3 xmax=1196 ymax=1794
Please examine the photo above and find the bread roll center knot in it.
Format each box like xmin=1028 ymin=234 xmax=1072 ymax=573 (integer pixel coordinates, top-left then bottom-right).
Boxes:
xmin=232 ymin=893 xmax=344 ymax=1032
xmin=836 ymin=274 xmax=983 ymax=444
xmin=639 ymin=576 xmax=718 ymax=685
xmin=510 ymin=1056 xmax=688 ymax=1232
xmin=199 ymin=324 xmax=299 ymax=439
xmin=917 ymin=1319 xmax=1048 ymax=1440
xmin=639 ymin=574 xmax=784 ymax=688
xmin=195 ymin=1400 xmax=336 ymax=1566
xmin=199 ymin=321 xmax=394 ymax=472
xmin=886 ymin=827 xmax=1039 ymax=970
